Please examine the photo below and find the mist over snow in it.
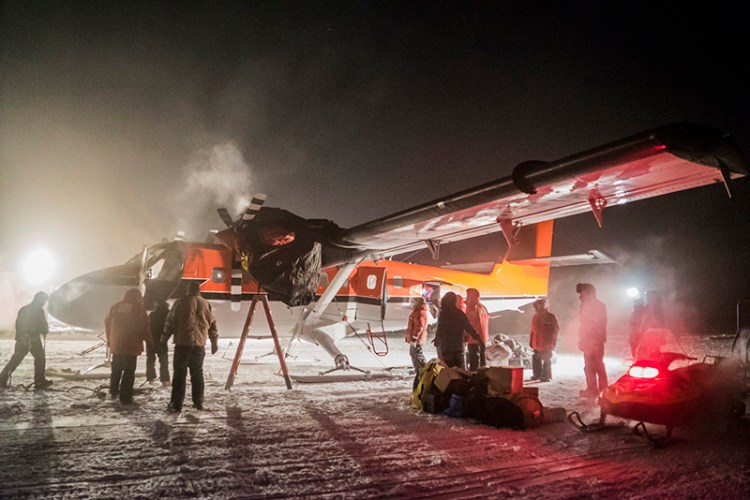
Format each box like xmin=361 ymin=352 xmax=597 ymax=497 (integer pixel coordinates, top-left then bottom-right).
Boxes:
xmin=0 ymin=271 xmax=27 ymax=332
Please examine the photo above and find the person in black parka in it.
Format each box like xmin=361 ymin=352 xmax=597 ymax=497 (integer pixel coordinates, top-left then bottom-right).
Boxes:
xmin=0 ymin=292 xmax=54 ymax=389
xmin=147 ymin=300 xmax=171 ymax=385
xmin=434 ymin=292 xmax=485 ymax=370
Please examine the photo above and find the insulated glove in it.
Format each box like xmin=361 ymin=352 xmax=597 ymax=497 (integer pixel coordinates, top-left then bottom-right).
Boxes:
xmin=210 ymin=339 xmax=219 ymax=355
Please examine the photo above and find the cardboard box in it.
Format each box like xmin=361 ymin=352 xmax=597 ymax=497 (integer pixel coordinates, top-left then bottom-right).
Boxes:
xmin=486 ymin=366 xmax=523 ymax=397
xmin=434 ymin=366 xmax=465 ymax=393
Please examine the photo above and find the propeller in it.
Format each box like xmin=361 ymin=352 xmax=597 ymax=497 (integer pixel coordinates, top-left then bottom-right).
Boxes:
xmin=239 ymin=193 xmax=267 ymax=226
xmin=216 ymin=193 xmax=267 ymax=311
xmin=216 ymin=193 xmax=267 ymax=229
xmin=217 ymin=208 xmax=234 ymax=228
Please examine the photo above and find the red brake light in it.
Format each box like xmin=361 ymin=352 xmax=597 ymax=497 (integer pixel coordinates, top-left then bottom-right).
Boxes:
xmin=628 ymin=366 xmax=660 ymax=379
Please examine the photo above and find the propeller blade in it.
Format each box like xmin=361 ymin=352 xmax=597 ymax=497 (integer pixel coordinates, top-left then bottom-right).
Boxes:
xmin=217 ymin=208 xmax=234 ymax=227
xmin=241 ymin=193 xmax=267 ymax=223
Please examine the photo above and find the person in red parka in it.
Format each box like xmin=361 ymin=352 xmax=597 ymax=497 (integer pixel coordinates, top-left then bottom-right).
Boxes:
xmin=529 ymin=298 xmax=559 ymax=382
xmin=405 ymin=297 xmax=428 ymax=387
xmin=576 ymin=283 xmax=608 ymax=398
xmin=464 ymin=288 xmax=489 ymax=371
xmin=105 ymin=289 xmax=151 ymax=404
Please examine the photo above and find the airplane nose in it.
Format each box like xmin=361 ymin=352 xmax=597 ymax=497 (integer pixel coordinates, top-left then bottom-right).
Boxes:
xmin=48 ymin=265 xmax=140 ymax=331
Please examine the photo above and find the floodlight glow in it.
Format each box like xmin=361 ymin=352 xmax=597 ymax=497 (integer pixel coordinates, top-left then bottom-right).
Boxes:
xmin=22 ymin=249 xmax=55 ymax=285
xmin=626 ymin=287 xmax=640 ymax=298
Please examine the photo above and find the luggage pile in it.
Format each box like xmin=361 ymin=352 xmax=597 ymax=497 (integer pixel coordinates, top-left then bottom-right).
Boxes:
xmin=412 ymin=361 xmax=565 ymax=429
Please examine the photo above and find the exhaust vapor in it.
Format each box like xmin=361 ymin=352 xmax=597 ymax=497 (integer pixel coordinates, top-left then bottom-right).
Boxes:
xmin=171 ymin=143 xmax=255 ymax=240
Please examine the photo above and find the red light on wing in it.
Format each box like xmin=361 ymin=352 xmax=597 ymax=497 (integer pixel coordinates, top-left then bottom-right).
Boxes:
xmin=628 ymin=366 xmax=660 ymax=378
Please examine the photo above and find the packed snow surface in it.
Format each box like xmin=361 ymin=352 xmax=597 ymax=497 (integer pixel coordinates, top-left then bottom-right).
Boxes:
xmin=1 ymin=333 xmax=749 ymax=499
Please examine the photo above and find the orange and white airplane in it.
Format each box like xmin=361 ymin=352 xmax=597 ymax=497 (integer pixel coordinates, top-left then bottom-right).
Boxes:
xmin=48 ymin=123 xmax=746 ymax=371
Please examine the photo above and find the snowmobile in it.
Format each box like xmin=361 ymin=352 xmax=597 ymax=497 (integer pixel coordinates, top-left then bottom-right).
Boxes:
xmin=569 ymin=351 xmax=747 ymax=446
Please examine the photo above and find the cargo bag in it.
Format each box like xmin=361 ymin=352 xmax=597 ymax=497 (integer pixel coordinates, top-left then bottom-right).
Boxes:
xmin=422 ymin=386 xmax=451 ymax=414
xmin=411 ymin=361 xmax=443 ymax=410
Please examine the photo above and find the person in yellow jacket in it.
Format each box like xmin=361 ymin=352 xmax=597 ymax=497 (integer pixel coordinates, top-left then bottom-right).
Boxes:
xmin=405 ymin=297 xmax=428 ymax=387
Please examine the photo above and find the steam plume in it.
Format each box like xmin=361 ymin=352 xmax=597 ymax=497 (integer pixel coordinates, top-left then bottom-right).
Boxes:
xmin=171 ymin=143 xmax=254 ymax=240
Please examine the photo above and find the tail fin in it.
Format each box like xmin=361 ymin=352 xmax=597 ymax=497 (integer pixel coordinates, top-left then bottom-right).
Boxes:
xmin=505 ymin=220 xmax=554 ymax=261
xmin=489 ymin=220 xmax=554 ymax=297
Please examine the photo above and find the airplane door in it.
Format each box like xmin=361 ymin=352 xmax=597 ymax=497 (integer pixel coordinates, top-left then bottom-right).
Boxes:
xmin=422 ymin=283 xmax=441 ymax=319
xmin=143 ymin=245 xmax=185 ymax=308
xmin=353 ymin=266 xmax=387 ymax=322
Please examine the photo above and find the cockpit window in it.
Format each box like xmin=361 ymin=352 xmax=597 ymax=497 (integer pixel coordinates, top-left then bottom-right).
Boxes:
xmin=129 ymin=243 xmax=184 ymax=282
xmin=126 ymin=244 xmax=167 ymax=267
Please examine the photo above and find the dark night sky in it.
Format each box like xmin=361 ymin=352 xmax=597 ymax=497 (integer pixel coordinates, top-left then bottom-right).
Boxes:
xmin=1 ymin=1 xmax=749 ymax=332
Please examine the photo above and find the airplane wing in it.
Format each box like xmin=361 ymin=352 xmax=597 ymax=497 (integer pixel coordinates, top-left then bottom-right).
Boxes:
xmin=333 ymin=123 xmax=747 ymax=258
xmin=217 ymin=122 xmax=747 ymax=305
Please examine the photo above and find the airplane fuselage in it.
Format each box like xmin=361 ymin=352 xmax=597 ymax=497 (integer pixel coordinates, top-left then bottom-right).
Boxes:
xmin=48 ymin=239 xmax=551 ymax=365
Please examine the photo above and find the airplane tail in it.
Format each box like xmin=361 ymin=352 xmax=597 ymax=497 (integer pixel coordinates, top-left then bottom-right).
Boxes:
xmin=488 ymin=220 xmax=555 ymax=298
xmin=505 ymin=220 xmax=554 ymax=261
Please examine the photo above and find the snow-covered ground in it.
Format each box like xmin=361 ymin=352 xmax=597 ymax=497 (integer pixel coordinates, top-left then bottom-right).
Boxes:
xmin=1 ymin=333 xmax=749 ymax=499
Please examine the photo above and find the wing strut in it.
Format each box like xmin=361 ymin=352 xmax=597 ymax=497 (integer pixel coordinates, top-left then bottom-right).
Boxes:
xmin=720 ymin=161 xmax=736 ymax=199
xmin=287 ymin=261 xmax=360 ymax=369
xmin=426 ymin=239 xmax=440 ymax=260
xmin=497 ymin=217 xmax=522 ymax=249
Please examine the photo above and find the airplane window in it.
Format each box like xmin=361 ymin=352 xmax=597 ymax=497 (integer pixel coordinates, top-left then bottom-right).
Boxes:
xmin=151 ymin=247 xmax=183 ymax=281
xmin=212 ymin=267 xmax=226 ymax=283
xmin=159 ymin=248 xmax=184 ymax=280
xmin=147 ymin=247 xmax=166 ymax=265
xmin=367 ymin=274 xmax=377 ymax=290
xmin=392 ymin=276 xmax=403 ymax=288
xmin=149 ymin=259 xmax=165 ymax=278
xmin=126 ymin=245 xmax=165 ymax=266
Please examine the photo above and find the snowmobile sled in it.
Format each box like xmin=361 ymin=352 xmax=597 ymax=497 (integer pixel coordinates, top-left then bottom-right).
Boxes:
xmin=570 ymin=352 xmax=747 ymax=446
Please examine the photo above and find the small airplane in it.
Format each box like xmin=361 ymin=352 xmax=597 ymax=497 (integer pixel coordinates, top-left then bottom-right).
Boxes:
xmin=48 ymin=123 xmax=747 ymax=372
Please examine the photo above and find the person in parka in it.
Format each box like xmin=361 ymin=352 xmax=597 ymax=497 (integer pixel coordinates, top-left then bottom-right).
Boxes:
xmin=105 ymin=289 xmax=151 ymax=404
xmin=146 ymin=299 xmax=171 ymax=385
xmin=434 ymin=292 xmax=485 ymax=369
xmin=163 ymin=281 xmax=218 ymax=412
xmin=405 ymin=297 xmax=429 ymax=387
xmin=0 ymin=291 xmax=54 ymax=389
xmin=529 ymin=298 xmax=559 ymax=382
xmin=464 ymin=288 xmax=489 ymax=371
xmin=576 ymin=283 xmax=608 ymax=398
